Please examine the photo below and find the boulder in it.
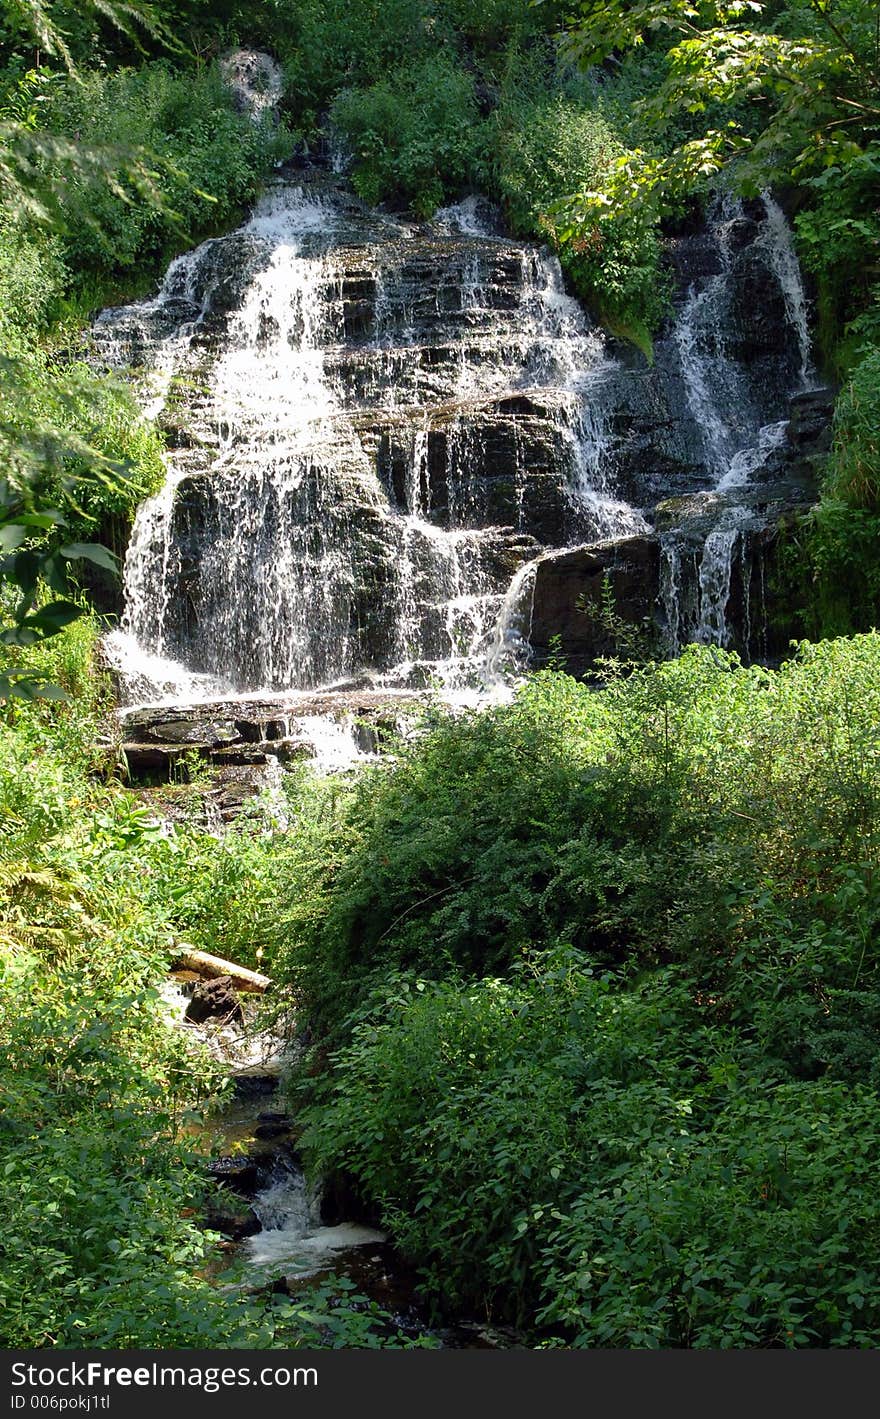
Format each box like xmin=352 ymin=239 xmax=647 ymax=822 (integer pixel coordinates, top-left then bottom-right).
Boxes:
xmin=529 ymin=536 xmax=662 ymax=677
xmin=185 ymin=976 xmax=243 ymax=1025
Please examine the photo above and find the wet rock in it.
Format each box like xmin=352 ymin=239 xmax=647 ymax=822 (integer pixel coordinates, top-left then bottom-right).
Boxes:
xmin=232 ymin=1073 xmax=280 ymax=1100
xmin=120 ymin=742 xmax=188 ymax=775
xmin=186 ymin=976 xmax=243 ymax=1025
xmin=202 ymin=1202 xmax=262 ymax=1240
xmin=530 ymin=537 xmax=662 ymax=677
xmin=253 ymin=1119 xmax=293 ymax=1141
xmin=787 ymin=387 xmax=835 ymax=451
xmin=98 ymin=178 xmax=827 ymax=703
xmin=208 ymin=1156 xmax=261 ymax=1195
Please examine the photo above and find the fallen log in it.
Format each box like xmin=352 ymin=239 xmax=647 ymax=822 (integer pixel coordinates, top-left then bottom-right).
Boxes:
xmin=172 ymin=947 xmax=272 ymax=994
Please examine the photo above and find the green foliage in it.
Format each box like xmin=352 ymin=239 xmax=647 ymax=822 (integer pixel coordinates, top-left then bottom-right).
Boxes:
xmin=0 ymin=632 xmax=444 ymax=1348
xmin=795 ymin=143 xmax=880 ymax=370
xmin=329 ymin=54 xmax=486 ymax=217
xmin=0 ymin=329 xmax=165 ymax=697
xmin=492 ymin=70 xmax=669 ymax=341
xmin=279 ymin=0 xmax=561 ymax=115
xmin=284 ymin=643 xmax=880 ymax=1042
xmin=550 ymin=0 xmax=880 ymax=359
xmin=823 ymin=345 xmax=880 ymax=513
xmin=302 ymin=950 xmax=880 ymax=1345
xmin=276 ymin=639 xmax=880 ymax=1340
xmin=46 ymin=61 xmax=284 ymax=280
xmin=537 ymin=1077 xmax=880 ymax=1347
xmin=786 ymin=347 xmax=880 ymax=635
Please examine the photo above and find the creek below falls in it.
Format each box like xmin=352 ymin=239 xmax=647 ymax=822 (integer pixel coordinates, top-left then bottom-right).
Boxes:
xmin=161 ymin=979 xmax=504 ymax=1346
xmin=103 ymin=161 xmax=833 ymax=1332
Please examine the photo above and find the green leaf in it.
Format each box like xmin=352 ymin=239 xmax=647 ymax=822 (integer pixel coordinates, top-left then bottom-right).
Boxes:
xmin=59 ymin=543 xmax=119 ymax=573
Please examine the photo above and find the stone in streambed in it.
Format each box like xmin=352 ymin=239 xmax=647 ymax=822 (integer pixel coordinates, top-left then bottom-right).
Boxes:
xmin=207 ymin=1156 xmax=261 ymax=1195
xmin=185 ymin=976 xmax=243 ymax=1025
xmin=202 ymin=1201 xmax=262 ymax=1240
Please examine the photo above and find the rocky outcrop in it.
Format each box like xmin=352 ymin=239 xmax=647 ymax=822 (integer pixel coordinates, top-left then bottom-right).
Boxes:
xmin=96 ymin=174 xmax=832 ymax=702
xmin=530 ymin=537 xmax=661 ymax=676
xmin=531 ymin=383 xmax=832 ymax=674
xmin=118 ymin=688 xmax=426 ymax=784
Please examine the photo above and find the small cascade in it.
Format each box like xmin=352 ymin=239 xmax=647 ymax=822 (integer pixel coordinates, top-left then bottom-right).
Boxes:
xmin=754 ymin=193 xmax=815 ymax=390
xmin=656 ymin=190 xmax=819 ymax=658
xmin=660 ymin=539 xmax=698 ymax=658
xmin=297 ymin=713 xmax=376 ymax=772
xmin=672 ymin=192 xmax=754 ymax=480
xmin=717 ymin=418 xmax=789 ymax=492
xmin=245 ymin=1158 xmax=385 ymax=1276
xmin=694 ymin=507 xmax=750 ymax=647
xmin=484 ymin=558 xmax=538 ymax=687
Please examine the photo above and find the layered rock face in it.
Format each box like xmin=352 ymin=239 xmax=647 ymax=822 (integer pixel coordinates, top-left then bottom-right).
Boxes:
xmin=98 ymin=181 xmax=644 ymax=703
xmin=531 ymin=196 xmax=832 ymax=671
xmin=96 ymin=176 xmax=828 ymax=713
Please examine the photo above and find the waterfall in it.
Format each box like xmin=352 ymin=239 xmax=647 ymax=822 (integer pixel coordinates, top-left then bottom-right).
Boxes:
xmin=660 ymin=191 xmax=816 ymax=654
xmin=694 ymin=508 xmax=750 ymax=647
xmin=245 ymin=1158 xmax=385 ymax=1275
xmin=754 ymin=193 xmax=815 ymax=390
xmin=672 ymin=192 xmax=754 ymax=481
xmin=97 ymin=176 xmax=818 ymax=713
xmin=101 ymin=179 xmax=635 ymax=706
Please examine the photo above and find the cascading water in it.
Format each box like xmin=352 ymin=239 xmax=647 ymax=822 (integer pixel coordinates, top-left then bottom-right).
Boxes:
xmin=673 ymin=192 xmax=756 ymax=481
xmin=102 ymin=180 xmax=634 ymax=707
xmin=754 ymin=193 xmax=815 ymax=390
xmin=99 ymin=170 xmax=822 ymax=742
xmin=245 ymin=1161 xmax=385 ymax=1275
xmin=658 ymin=190 xmax=818 ymax=652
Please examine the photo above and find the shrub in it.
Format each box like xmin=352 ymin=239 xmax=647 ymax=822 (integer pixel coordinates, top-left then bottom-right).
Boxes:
xmin=301 ymin=949 xmax=880 ymax=1344
xmin=45 ymin=61 xmax=285 ymax=283
xmin=329 ymin=54 xmax=487 ymax=216
xmin=792 ymin=346 xmax=880 ymax=634
xmin=492 ymin=68 xmax=668 ymax=342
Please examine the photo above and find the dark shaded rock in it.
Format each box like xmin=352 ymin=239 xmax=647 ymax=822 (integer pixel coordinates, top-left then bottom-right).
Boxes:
xmin=145 ymin=718 xmax=239 ymax=747
xmin=319 ymin=1169 xmax=383 ymax=1229
xmin=210 ymin=747 xmax=270 ymax=766
xmin=207 ymin=1156 xmax=261 ymax=1195
xmin=530 ymin=537 xmax=662 ymax=678
xmin=120 ymin=742 xmax=187 ymax=775
xmin=232 ymin=1072 xmax=280 ymax=1099
xmin=185 ymin=976 xmax=243 ymax=1025
xmin=787 ymin=387 xmax=835 ymax=451
xmin=202 ymin=1202 xmax=261 ymax=1240
xmin=254 ymin=1119 xmax=293 ymax=1141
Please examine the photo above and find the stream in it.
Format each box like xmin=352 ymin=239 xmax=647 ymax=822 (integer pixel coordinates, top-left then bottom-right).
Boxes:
xmin=161 ymin=978 xmax=507 ymax=1348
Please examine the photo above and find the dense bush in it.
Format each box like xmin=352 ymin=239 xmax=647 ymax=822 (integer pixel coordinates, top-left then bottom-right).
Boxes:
xmin=795 ymin=146 xmax=880 ymax=375
xmin=301 ymin=955 xmax=880 ymax=1345
xmin=45 ymin=61 xmax=285 ymax=285
xmin=280 ymin=640 xmax=880 ymax=1043
xmin=280 ymin=0 xmax=562 ymax=115
xmin=786 ymin=347 xmax=880 ymax=636
xmin=267 ymin=639 xmax=880 ymax=1341
xmin=492 ymin=65 xmax=668 ymax=341
xmin=329 ymin=54 xmax=487 ymax=216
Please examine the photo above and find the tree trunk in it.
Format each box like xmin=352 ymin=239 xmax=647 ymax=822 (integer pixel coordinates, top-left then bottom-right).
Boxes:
xmin=173 ymin=947 xmax=271 ymax=993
